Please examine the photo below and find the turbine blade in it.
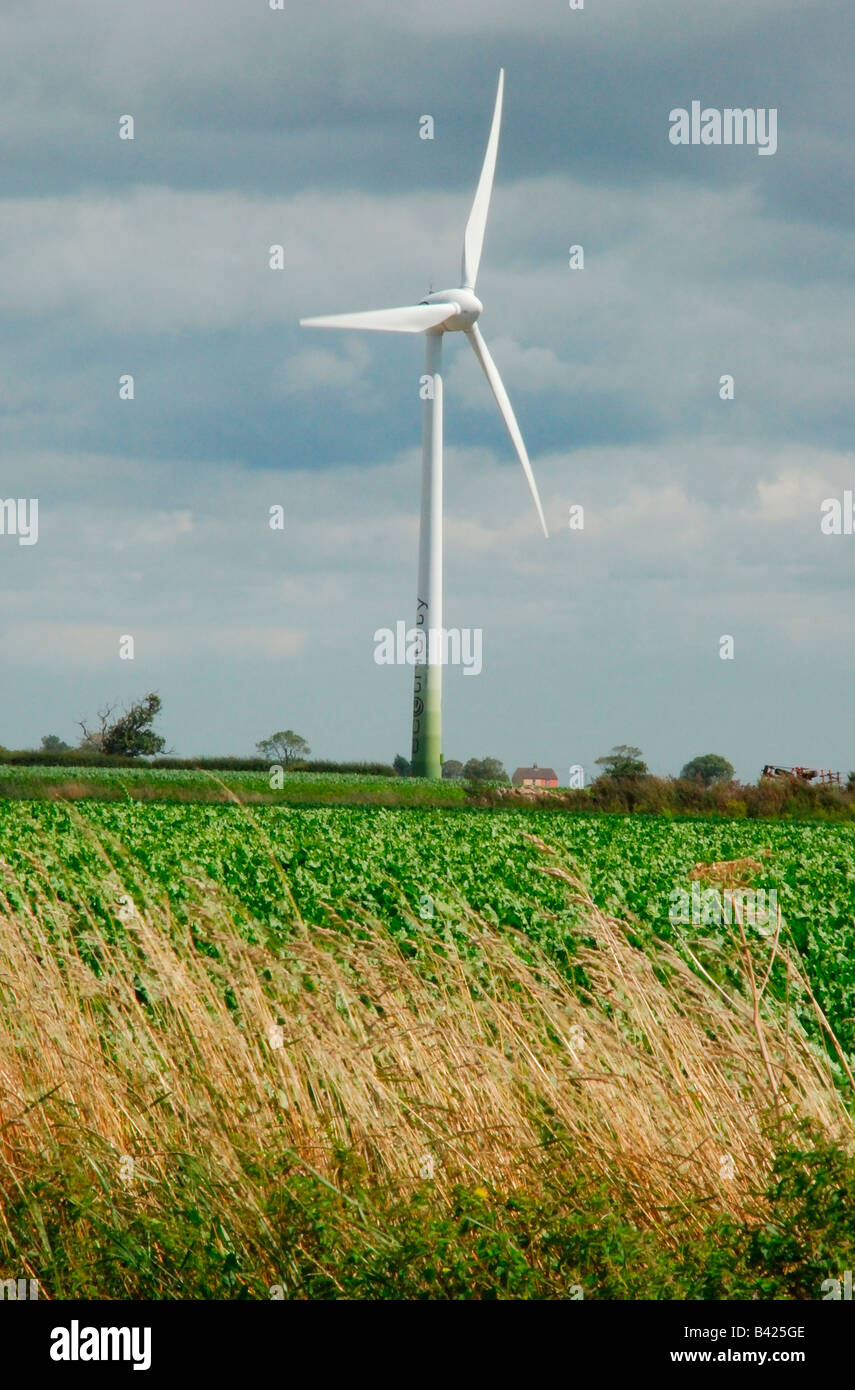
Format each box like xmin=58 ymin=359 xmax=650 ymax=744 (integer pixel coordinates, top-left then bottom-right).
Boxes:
xmin=461 ymin=69 xmax=504 ymax=292
xmin=300 ymin=303 xmax=457 ymax=334
xmin=466 ymin=323 xmax=549 ymax=538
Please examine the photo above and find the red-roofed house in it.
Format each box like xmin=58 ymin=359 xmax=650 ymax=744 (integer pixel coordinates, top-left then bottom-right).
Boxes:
xmin=512 ymin=763 xmax=558 ymax=788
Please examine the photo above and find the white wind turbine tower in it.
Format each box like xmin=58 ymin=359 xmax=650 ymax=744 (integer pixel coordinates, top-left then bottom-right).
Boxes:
xmin=300 ymin=70 xmax=548 ymax=778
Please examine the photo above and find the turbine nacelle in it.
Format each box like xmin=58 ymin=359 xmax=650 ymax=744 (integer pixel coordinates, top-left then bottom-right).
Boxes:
xmin=420 ymin=287 xmax=483 ymax=333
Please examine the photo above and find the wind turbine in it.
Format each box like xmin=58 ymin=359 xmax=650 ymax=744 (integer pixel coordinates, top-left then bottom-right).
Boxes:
xmin=300 ymin=70 xmax=548 ymax=778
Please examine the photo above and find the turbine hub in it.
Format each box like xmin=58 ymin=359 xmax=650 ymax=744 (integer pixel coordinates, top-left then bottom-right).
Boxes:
xmin=420 ymin=287 xmax=483 ymax=332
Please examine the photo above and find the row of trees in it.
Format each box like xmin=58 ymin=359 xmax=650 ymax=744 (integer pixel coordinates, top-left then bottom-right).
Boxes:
xmin=596 ymin=745 xmax=735 ymax=787
xmin=14 ymin=716 xmax=794 ymax=794
xmin=31 ymin=713 xmax=311 ymax=765
xmin=391 ymin=748 xmax=737 ymax=786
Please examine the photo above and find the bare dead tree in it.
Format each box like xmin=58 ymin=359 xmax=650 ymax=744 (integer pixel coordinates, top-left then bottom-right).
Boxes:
xmin=77 ymin=703 xmax=116 ymax=752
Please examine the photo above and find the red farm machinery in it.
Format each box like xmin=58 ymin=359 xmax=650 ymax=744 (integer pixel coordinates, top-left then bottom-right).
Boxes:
xmin=761 ymin=764 xmax=842 ymax=786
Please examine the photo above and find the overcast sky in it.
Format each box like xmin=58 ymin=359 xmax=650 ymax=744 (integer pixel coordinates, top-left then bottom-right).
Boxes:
xmin=0 ymin=0 xmax=852 ymax=780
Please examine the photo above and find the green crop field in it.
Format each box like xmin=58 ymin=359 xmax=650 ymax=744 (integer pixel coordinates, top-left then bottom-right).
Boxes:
xmin=2 ymin=802 xmax=853 ymax=1054
xmin=2 ymin=799 xmax=854 ymax=1299
xmin=0 ymin=764 xmax=468 ymax=806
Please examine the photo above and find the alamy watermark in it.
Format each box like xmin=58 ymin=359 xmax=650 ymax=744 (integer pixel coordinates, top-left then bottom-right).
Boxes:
xmin=669 ymin=103 xmax=777 ymax=156
xmin=1 ymin=1276 xmax=39 ymax=1299
xmin=669 ymin=883 xmax=778 ymax=930
xmin=50 ymin=1322 xmax=151 ymax=1370
xmin=822 ymin=1270 xmax=853 ymax=1300
xmin=821 ymin=492 xmax=855 ymax=534
xmin=0 ymin=498 xmax=38 ymax=545
xmin=374 ymin=622 xmax=482 ymax=676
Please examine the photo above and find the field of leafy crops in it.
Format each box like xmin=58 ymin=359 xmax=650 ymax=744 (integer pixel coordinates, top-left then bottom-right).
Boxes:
xmin=3 ymin=798 xmax=855 ymax=1299
xmin=1 ymin=802 xmax=853 ymax=1064
xmin=0 ymin=767 xmax=402 ymax=787
xmin=0 ymin=766 xmax=466 ymax=805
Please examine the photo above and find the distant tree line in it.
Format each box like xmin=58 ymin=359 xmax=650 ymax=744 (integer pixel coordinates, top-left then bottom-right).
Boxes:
xmin=0 ymin=708 xmax=392 ymax=775
xmin=467 ymin=744 xmax=855 ymax=819
xmin=4 ymin=713 xmax=852 ymax=821
xmin=594 ymin=746 xmax=735 ymax=785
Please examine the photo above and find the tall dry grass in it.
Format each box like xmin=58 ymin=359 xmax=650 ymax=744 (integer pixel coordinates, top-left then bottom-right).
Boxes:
xmin=0 ymin=821 xmax=852 ymax=1293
